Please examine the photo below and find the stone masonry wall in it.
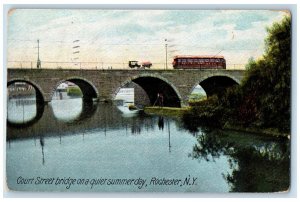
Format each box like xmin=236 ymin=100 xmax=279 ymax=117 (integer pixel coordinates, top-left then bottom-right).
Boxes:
xmin=7 ymin=69 xmax=245 ymax=107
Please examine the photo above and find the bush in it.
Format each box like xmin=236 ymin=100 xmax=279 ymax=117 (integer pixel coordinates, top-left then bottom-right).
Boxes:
xmin=183 ymin=96 xmax=224 ymax=128
xmin=67 ymin=86 xmax=82 ymax=97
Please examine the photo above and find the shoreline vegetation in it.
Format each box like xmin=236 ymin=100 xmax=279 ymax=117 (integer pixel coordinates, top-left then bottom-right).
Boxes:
xmin=144 ymin=106 xmax=289 ymax=138
xmin=67 ymin=86 xmax=83 ymax=97
xmin=145 ymin=16 xmax=291 ymax=138
xmin=144 ymin=106 xmax=189 ymax=117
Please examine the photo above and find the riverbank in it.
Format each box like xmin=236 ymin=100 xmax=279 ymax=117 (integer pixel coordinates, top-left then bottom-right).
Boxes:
xmin=144 ymin=106 xmax=289 ymax=138
xmin=144 ymin=106 xmax=189 ymax=117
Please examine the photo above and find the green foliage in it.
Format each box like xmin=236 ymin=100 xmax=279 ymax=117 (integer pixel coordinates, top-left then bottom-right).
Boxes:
xmin=183 ymin=16 xmax=291 ymax=134
xmin=240 ymin=16 xmax=291 ymax=131
xmin=245 ymin=57 xmax=255 ymax=70
xmin=67 ymin=86 xmax=82 ymax=97
xmin=188 ymin=93 xmax=207 ymax=103
xmin=183 ymin=96 xmax=223 ymax=128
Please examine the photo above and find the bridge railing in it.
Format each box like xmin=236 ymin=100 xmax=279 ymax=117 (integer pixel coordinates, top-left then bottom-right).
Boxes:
xmin=6 ymin=61 xmax=246 ymax=70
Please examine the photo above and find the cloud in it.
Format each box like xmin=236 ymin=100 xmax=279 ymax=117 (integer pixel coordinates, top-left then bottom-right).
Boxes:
xmin=7 ymin=9 xmax=287 ymax=68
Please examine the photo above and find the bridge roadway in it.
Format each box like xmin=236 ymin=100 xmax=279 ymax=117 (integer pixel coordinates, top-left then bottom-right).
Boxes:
xmin=7 ymin=68 xmax=245 ymax=107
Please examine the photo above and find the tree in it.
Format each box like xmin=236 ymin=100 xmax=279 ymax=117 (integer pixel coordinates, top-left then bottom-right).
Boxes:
xmin=240 ymin=16 xmax=291 ymax=132
xmin=182 ymin=16 xmax=291 ymax=134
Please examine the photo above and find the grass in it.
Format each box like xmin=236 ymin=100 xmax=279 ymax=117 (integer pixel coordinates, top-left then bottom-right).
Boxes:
xmin=144 ymin=106 xmax=190 ymax=117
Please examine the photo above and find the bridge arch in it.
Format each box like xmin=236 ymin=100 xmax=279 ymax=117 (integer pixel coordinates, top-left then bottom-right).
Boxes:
xmin=113 ymin=74 xmax=183 ymax=107
xmin=50 ymin=77 xmax=99 ymax=101
xmin=189 ymin=74 xmax=240 ymax=99
xmin=7 ymin=78 xmax=45 ymax=103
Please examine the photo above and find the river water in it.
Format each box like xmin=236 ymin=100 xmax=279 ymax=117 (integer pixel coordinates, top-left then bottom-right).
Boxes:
xmin=6 ymin=95 xmax=290 ymax=192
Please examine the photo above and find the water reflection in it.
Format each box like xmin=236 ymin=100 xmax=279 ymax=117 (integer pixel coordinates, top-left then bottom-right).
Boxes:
xmin=51 ymin=98 xmax=82 ymax=121
xmin=224 ymin=145 xmax=290 ymax=192
xmin=158 ymin=116 xmax=164 ymax=130
xmin=51 ymin=98 xmax=97 ymax=123
xmin=7 ymin=97 xmax=44 ymax=128
xmin=187 ymin=129 xmax=290 ymax=192
xmin=40 ymin=136 xmax=45 ymax=165
xmin=7 ymin=102 xmax=157 ymax=140
xmin=7 ymin=98 xmax=37 ymax=123
xmin=6 ymin=98 xmax=290 ymax=192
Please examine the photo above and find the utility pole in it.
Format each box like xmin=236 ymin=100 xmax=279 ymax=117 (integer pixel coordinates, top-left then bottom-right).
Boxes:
xmin=37 ymin=39 xmax=41 ymax=68
xmin=165 ymin=39 xmax=168 ymax=70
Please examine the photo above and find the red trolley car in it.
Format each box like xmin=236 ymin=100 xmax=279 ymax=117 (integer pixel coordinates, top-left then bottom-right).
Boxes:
xmin=172 ymin=55 xmax=226 ymax=69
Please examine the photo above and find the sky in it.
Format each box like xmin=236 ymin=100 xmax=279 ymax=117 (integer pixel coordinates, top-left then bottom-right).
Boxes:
xmin=6 ymin=9 xmax=288 ymax=69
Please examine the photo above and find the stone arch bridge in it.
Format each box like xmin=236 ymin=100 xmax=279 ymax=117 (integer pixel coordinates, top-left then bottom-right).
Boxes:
xmin=7 ymin=69 xmax=245 ymax=107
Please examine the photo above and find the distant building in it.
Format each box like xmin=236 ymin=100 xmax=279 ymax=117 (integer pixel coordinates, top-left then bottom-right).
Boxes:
xmin=57 ymin=83 xmax=68 ymax=91
xmin=8 ymin=82 xmax=33 ymax=91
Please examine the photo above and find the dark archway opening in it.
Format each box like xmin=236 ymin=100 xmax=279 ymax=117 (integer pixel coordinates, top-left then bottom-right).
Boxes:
xmin=199 ymin=76 xmax=239 ymax=98
xmin=66 ymin=79 xmax=98 ymax=101
xmin=131 ymin=77 xmax=181 ymax=107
